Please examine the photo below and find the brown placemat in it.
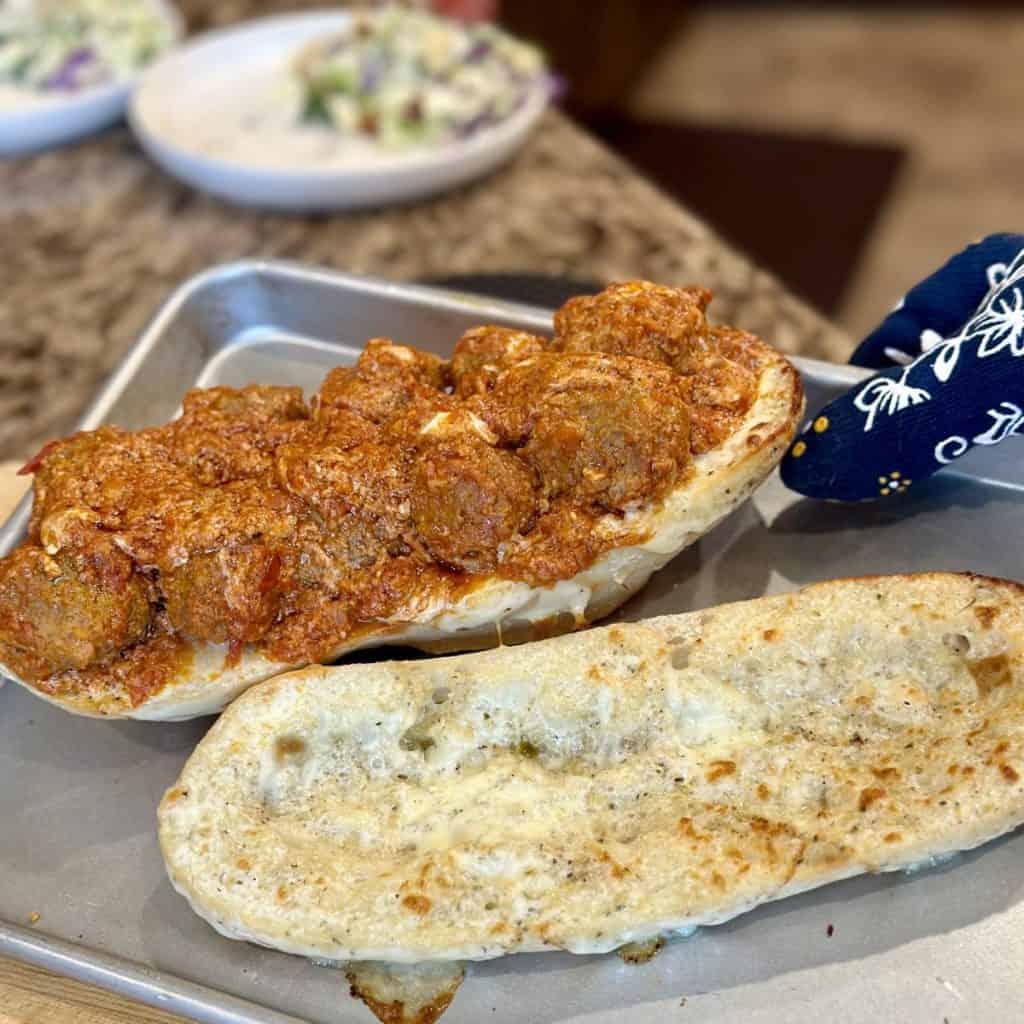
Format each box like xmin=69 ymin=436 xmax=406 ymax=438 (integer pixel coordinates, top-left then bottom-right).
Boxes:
xmin=0 ymin=8 xmax=850 ymax=461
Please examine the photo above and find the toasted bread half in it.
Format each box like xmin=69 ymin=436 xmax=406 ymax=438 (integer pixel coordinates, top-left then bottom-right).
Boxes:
xmin=160 ymin=572 xmax=1024 ymax=969
xmin=5 ymin=340 xmax=802 ymax=721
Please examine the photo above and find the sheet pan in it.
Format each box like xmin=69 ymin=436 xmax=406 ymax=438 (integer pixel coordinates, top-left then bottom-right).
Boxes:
xmin=2 ymin=263 xmax=1022 ymax=1023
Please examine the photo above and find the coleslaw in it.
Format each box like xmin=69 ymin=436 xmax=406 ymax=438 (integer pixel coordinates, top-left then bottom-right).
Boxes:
xmin=0 ymin=0 xmax=173 ymax=95
xmin=294 ymin=8 xmax=548 ymax=150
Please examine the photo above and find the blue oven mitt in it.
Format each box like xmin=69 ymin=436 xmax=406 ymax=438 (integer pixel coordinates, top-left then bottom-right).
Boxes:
xmin=780 ymin=233 xmax=1024 ymax=500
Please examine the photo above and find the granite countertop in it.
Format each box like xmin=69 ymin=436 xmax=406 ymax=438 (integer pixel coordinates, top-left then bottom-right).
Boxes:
xmin=0 ymin=2 xmax=850 ymax=463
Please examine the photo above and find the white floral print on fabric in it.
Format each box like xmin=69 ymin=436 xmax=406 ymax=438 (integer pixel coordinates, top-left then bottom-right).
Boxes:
xmin=855 ymin=248 xmax=1024 ymax=432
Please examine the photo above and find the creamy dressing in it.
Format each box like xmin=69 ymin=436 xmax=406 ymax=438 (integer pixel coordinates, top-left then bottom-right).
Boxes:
xmin=0 ymin=81 xmax=39 ymax=110
xmin=152 ymin=63 xmax=544 ymax=170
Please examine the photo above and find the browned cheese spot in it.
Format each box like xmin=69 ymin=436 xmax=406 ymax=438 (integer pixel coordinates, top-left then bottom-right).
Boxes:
xmin=402 ymin=893 xmax=432 ymax=915
xmin=858 ymin=787 xmax=886 ymax=812
xmin=883 ymin=832 xmax=901 ymax=844
xmin=872 ymin=766 xmax=900 ymax=781
xmin=969 ymin=655 xmax=1014 ymax=698
xmin=763 ymin=628 xmax=778 ymax=642
xmin=677 ymin=817 xmax=700 ymax=840
xmin=1001 ymin=763 xmax=1020 ymax=783
xmin=274 ymin=735 xmax=307 ymax=762
xmin=236 ymin=857 xmax=251 ymax=871
xmin=596 ymin=848 xmax=631 ymax=879
xmin=706 ymin=760 xmax=737 ymax=783
xmin=748 ymin=816 xmax=800 ymax=875
xmin=757 ymin=783 xmax=771 ymax=800
xmin=974 ymin=605 xmax=999 ymax=629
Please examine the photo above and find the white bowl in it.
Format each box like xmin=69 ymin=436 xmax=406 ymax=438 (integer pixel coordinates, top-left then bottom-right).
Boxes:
xmin=128 ymin=10 xmax=550 ymax=211
xmin=0 ymin=0 xmax=182 ymax=157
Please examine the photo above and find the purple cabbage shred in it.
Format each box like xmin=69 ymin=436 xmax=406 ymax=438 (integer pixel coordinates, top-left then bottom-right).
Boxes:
xmin=43 ymin=46 xmax=96 ymax=92
xmin=360 ymin=54 xmax=386 ymax=93
xmin=465 ymin=39 xmax=491 ymax=63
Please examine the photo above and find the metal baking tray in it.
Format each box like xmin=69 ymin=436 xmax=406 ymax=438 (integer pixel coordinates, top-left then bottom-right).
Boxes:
xmin=2 ymin=262 xmax=1023 ymax=1024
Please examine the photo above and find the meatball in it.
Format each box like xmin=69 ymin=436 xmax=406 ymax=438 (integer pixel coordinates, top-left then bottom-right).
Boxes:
xmin=450 ymin=326 xmax=547 ymax=397
xmin=707 ymin=325 xmax=767 ymax=374
xmin=262 ymin=588 xmax=356 ymax=665
xmin=357 ymin=337 xmax=448 ymax=390
xmin=155 ymin=478 xmax=300 ymax=573
xmin=0 ymin=545 xmax=150 ymax=680
xmin=165 ymin=385 xmax=310 ymax=486
xmin=161 ymin=544 xmax=283 ymax=646
xmin=312 ymin=405 xmax=381 ymax=448
xmin=180 ymin=384 xmax=308 ymax=422
xmin=28 ymin=427 xmax=191 ymax=542
xmin=276 ymin=441 xmax=414 ymax=570
xmin=481 ymin=353 xmax=691 ymax=511
xmin=553 ymin=280 xmax=713 ymax=373
xmin=410 ymin=412 xmax=536 ymax=573
xmin=679 ymin=352 xmax=758 ymax=454
xmin=23 ymin=429 xmax=116 ymax=539
xmin=497 ymin=503 xmax=600 ymax=585
xmin=315 ymin=339 xmax=449 ymax=430
xmin=554 ymin=283 xmax=759 ymax=455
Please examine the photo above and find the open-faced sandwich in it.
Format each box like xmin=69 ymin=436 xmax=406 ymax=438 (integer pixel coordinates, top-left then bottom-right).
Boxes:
xmin=159 ymin=572 xmax=1024 ymax=1022
xmin=0 ymin=281 xmax=802 ymax=719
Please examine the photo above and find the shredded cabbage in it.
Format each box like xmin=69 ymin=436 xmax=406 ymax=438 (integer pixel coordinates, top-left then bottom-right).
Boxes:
xmin=0 ymin=0 xmax=173 ymax=93
xmin=293 ymin=8 xmax=549 ymax=150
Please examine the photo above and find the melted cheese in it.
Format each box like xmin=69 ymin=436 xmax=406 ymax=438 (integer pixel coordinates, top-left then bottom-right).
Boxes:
xmin=161 ymin=573 xmax=1024 ymax=964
